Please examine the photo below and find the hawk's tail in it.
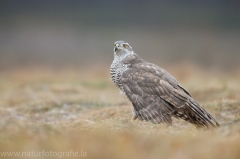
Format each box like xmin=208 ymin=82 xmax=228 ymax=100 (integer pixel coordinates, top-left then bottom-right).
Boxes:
xmin=174 ymin=98 xmax=220 ymax=128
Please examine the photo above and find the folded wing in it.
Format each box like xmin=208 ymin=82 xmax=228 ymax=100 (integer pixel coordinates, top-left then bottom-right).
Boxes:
xmin=121 ymin=63 xmax=219 ymax=128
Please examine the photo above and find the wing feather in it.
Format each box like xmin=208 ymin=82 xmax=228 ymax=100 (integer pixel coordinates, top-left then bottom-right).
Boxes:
xmin=121 ymin=62 xmax=219 ymax=128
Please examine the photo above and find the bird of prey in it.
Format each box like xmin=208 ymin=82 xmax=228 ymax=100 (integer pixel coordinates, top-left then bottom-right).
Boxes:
xmin=110 ymin=40 xmax=219 ymax=128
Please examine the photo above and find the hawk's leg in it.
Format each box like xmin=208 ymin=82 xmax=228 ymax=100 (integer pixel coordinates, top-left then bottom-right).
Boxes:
xmin=132 ymin=109 xmax=138 ymax=120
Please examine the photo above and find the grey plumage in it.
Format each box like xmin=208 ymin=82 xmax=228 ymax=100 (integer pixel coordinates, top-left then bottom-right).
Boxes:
xmin=110 ymin=40 xmax=219 ymax=128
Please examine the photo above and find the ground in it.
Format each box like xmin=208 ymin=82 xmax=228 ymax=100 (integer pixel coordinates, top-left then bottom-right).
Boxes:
xmin=0 ymin=65 xmax=240 ymax=159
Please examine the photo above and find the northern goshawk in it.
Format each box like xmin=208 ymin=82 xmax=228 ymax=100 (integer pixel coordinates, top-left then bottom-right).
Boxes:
xmin=110 ymin=40 xmax=219 ymax=128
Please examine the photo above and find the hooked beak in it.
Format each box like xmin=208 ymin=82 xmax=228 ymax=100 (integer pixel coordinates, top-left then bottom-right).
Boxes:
xmin=114 ymin=47 xmax=119 ymax=52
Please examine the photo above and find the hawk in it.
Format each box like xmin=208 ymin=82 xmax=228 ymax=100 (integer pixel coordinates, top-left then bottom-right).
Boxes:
xmin=110 ymin=40 xmax=219 ymax=128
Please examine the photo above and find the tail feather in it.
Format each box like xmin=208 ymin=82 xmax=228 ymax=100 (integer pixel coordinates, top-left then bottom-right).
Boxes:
xmin=174 ymin=98 xmax=220 ymax=128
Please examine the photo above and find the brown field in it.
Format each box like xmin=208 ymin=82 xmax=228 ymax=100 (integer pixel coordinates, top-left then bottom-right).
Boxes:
xmin=0 ymin=65 xmax=240 ymax=159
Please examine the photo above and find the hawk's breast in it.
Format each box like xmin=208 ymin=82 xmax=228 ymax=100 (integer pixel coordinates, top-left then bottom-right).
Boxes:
xmin=110 ymin=60 xmax=129 ymax=93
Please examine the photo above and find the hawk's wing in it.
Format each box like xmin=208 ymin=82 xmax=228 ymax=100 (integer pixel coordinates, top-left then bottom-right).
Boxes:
xmin=121 ymin=63 xmax=219 ymax=128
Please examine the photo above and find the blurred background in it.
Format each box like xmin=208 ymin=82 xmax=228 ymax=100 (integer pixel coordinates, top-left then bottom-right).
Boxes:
xmin=0 ymin=0 xmax=240 ymax=70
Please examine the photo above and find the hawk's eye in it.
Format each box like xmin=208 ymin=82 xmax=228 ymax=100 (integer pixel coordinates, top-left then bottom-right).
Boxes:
xmin=123 ymin=44 xmax=127 ymax=48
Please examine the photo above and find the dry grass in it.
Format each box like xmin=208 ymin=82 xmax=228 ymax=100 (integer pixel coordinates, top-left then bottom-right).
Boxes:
xmin=0 ymin=66 xmax=240 ymax=159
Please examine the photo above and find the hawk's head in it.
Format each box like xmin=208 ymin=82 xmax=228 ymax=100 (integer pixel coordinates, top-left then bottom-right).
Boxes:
xmin=114 ymin=41 xmax=133 ymax=59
